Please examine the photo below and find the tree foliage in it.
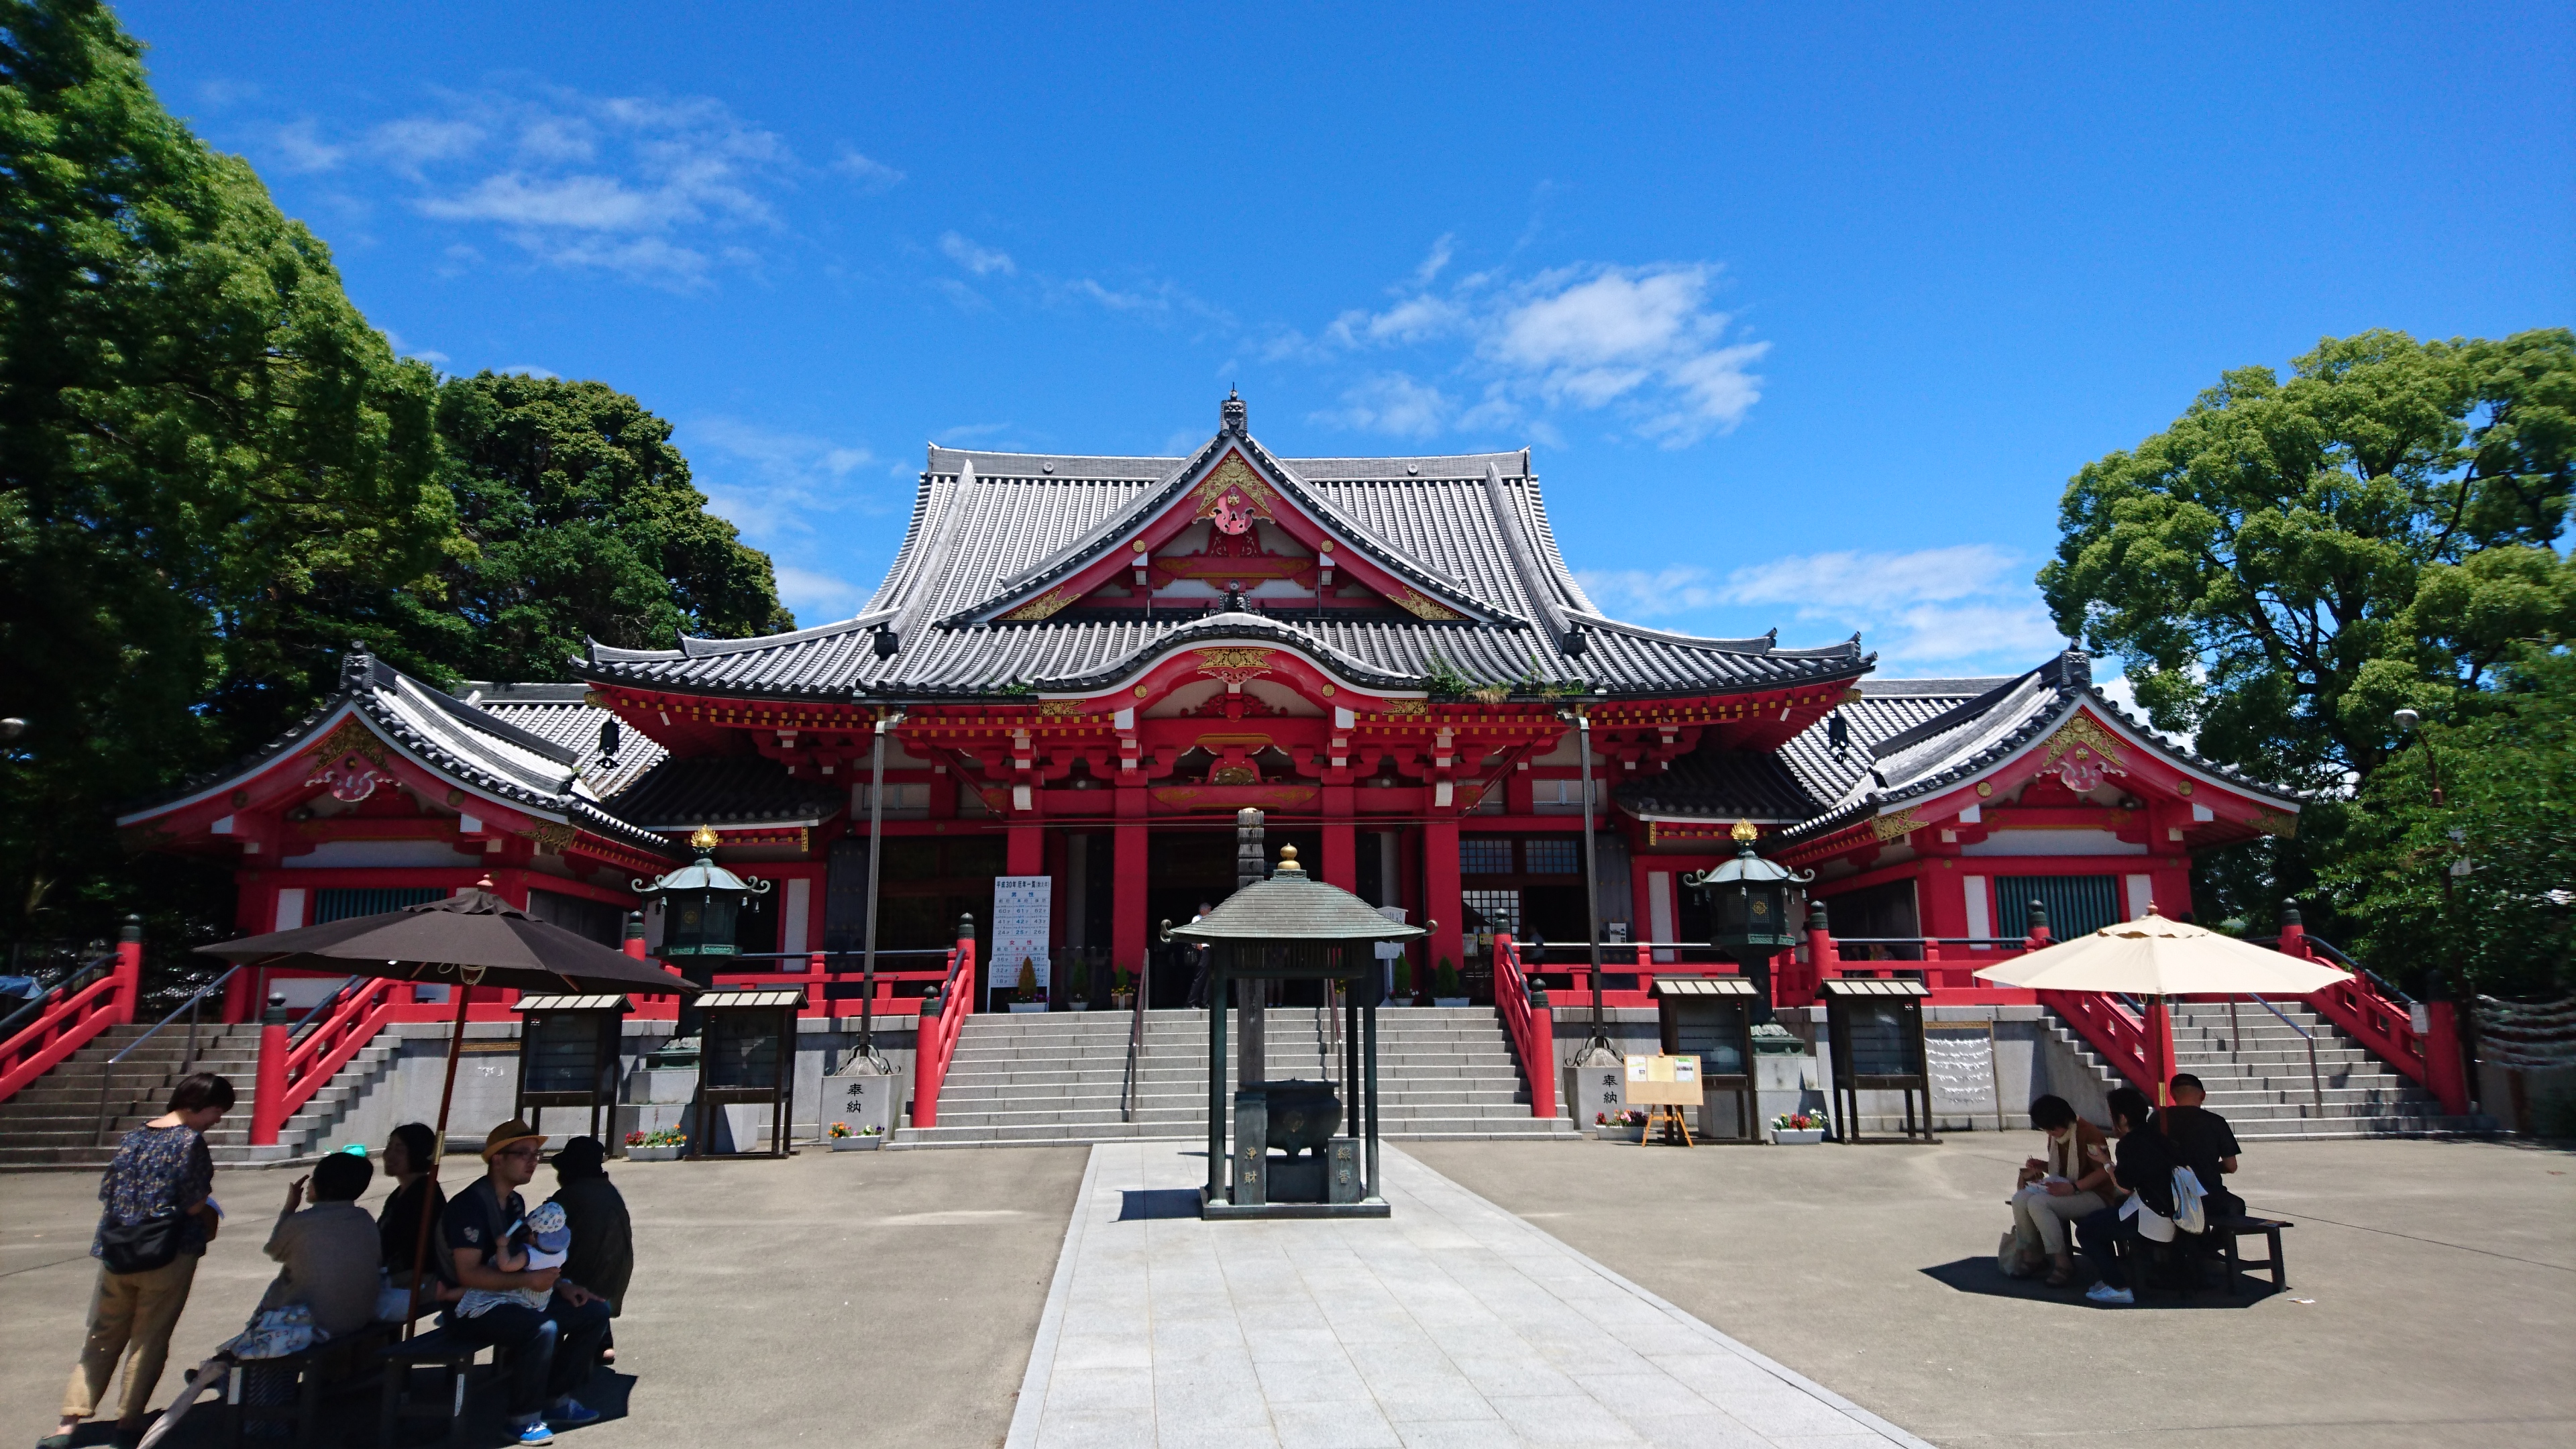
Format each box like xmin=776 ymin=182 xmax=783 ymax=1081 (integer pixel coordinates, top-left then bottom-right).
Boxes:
xmin=392 ymin=372 xmax=793 ymax=684
xmin=2040 ymin=329 xmax=2575 ymax=795
xmin=2323 ymin=647 xmax=2573 ymax=999
xmin=0 ymin=0 xmax=458 ymax=941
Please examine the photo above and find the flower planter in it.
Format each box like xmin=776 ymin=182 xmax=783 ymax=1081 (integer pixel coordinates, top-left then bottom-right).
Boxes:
xmin=1110 ymin=994 xmax=1135 ymax=1012
xmin=1067 ymin=1002 xmax=1090 ymax=1012
xmin=1008 ymin=1002 xmax=1049 ymax=1014
xmin=626 ymin=1144 xmax=684 ymax=1162
xmin=1608 ymin=1121 xmax=1647 ymax=1142
xmin=1432 ymin=997 xmax=1469 ymax=1008
xmin=1771 ymin=1128 xmax=1827 ymax=1146
xmin=828 ymin=1135 xmax=883 ymax=1152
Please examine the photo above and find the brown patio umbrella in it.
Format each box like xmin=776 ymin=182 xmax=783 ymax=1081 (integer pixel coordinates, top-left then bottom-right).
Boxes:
xmin=202 ymin=885 xmax=697 ymax=1331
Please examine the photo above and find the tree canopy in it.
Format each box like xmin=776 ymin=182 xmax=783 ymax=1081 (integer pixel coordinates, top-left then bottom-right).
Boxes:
xmin=2040 ymin=329 xmax=2575 ymax=795
xmin=393 ymin=372 xmax=794 ymax=684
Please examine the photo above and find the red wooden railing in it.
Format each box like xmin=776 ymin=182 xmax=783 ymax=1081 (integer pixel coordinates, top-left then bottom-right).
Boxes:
xmin=250 ymin=977 xmax=403 ymax=1146
xmin=0 ymin=922 xmax=142 ymax=1105
xmin=1489 ymin=935 xmax=1556 ymax=1120
xmin=906 ymin=927 xmax=979 ymax=1130
xmin=2279 ymin=918 xmax=2469 ymax=1114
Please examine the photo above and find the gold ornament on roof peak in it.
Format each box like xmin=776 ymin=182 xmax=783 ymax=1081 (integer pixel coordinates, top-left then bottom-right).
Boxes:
xmin=690 ymin=824 xmax=720 ymax=853
xmin=1731 ymin=820 xmax=1760 ymax=843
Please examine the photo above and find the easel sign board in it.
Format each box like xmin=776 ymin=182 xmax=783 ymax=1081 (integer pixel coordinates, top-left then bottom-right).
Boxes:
xmin=1621 ymin=1054 xmax=1703 ymax=1106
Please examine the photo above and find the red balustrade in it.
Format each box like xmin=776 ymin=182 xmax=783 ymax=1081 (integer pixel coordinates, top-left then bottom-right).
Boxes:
xmin=0 ymin=925 xmax=143 ymax=1105
xmin=249 ymin=977 xmax=403 ymax=1146
xmin=2278 ymin=922 xmax=2469 ymax=1114
xmin=1489 ymin=935 xmax=1556 ymax=1120
xmin=907 ymin=929 xmax=979 ymax=1130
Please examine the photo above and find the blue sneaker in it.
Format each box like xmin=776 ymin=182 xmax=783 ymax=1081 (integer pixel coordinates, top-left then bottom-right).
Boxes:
xmin=547 ymin=1398 xmax=603 ymax=1428
xmin=515 ymin=1420 xmax=555 ymax=1445
xmin=2084 ymin=1281 xmax=2135 ymax=1305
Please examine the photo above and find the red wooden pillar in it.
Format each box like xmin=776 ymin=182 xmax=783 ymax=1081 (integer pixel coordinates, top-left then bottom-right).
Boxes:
xmin=2145 ymin=998 xmax=2178 ymax=1104
xmin=1007 ymin=822 xmax=1044 ymax=877
xmin=250 ymin=1022 xmax=290 ymax=1146
xmin=1321 ymin=786 xmax=1356 ymax=893
xmin=1424 ymin=815 xmax=1464 ymax=981
xmin=1112 ymin=796 xmax=1148 ymax=986
xmin=2422 ymin=999 xmax=2472 ymax=1116
xmin=112 ymin=915 xmax=144 ymax=1026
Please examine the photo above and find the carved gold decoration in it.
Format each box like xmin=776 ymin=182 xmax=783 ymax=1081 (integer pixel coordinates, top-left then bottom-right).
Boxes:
xmin=1870 ymin=808 xmax=1921 ymax=843
xmin=690 ymin=824 xmax=720 ymax=851
xmin=530 ymin=822 xmax=577 ymax=850
xmin=2043 ymin=714 xmax=2127 ymax=769
xmin=1391 ymin=588 xmax=1464 ymax=622
xmin=1381 ymin=700 xmax=1428 ymax=718
xmin=1038 ymin=700 xmax=1085 ymax=718
xmin=1192 ymin=453 xmax=1279 ymax=519
xmin=2175 ymin=780 xmax=2193 ymax=796
xmin=1195 ymin=647 xmax=1275 ymax=687
xmin=1975 ymin=782 xmax=1994 ymax=798
xmin=1731 ymin=819 xmax=1759 ymax=843
xmin=1208 ymin=763 xmax=1260 ymax=786
xmin=306 ymin=716 xmax=388 ymax=768
xmin=1002 ymin=587 xmax=1079 ymax=622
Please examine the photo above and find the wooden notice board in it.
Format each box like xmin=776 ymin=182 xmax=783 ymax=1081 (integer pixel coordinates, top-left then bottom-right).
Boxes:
xmin=1621 ymin=1054 xmax=1704 ymax=1106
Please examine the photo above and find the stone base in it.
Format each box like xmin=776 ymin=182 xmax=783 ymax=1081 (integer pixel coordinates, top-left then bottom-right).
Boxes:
xmin=1201 ymin=1196 xmax=1390 ymax=1220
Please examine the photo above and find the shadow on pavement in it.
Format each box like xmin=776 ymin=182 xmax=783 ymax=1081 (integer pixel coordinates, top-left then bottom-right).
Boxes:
xmin=1118 ymin=1188 xmax=1203 ymax=1221
xmin=1919 ymin=1256 xmax=2265 ymax=1309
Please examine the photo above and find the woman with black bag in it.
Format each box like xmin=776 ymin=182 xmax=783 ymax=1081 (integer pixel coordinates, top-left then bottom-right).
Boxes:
xmin=44 ymin=1073 xmax=234 ymax=1449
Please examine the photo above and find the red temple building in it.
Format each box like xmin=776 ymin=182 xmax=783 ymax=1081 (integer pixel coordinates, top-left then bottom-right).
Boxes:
xmin=66 ymin=392 xmax=2466 ymax=1157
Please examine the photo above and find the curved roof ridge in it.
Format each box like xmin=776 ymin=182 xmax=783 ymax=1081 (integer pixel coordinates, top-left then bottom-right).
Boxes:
xmin=1564 ymin=610 xmax=1863 ymax=660
xmin=1027 ymin=610 xmax=1424 ymax=694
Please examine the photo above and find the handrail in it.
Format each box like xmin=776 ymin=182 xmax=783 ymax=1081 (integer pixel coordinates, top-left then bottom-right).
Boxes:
xmin=0 ymin=956 xmax=110 ymax=1043
xmin=1120 ymin=953 xmax=1150 ymax=1124
xmin=2249 ymin=994 xmax=2326 ymax=1109
xmin=908 ymin=924 xmax=978 ymax=1130
xmin=2301 ymin=934 xmax=2416 ymax=1007
xmin=93 ymin=965 xmax=240 ymax=1144
xmin=3 ymin=931 xmax=142 ymax=1108
xmin=2036 ymin=987 xmax=2154 ymax=1089
xmin=1491 ymin=934 xmax=1558 ymax=1120
xmin=288 ymin=976 xmax=364 ymax=1040
xmin=248 ymin=974 xmax=401 ymax=1147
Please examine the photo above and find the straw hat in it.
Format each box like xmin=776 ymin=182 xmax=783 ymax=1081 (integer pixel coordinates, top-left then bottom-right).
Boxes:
xmin=480 ymin=1120 xmax=546 ymax=1161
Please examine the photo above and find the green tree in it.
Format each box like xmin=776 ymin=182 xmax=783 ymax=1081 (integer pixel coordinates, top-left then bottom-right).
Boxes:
xmin=396 ymin=372 xmax=792 ymax=683
xmin=2324 ymin=647 xmax=2573 ymax=1000
xmin=0 ymin=0 xmax=460 ymax=945
xmin=2040 ymin=329 xmax=2575 ymax=795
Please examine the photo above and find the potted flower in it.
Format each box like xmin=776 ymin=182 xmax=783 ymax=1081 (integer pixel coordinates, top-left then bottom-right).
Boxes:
xmin=1067 ymin=957 xmax=1092 ymax=1012
xmin=828 ymin=1121 xmax=883 ymax=1152
xmin=1392 ymin=955 xmax=1415 ymax=1006
xmin=1008 ymin=959 xmax=1047 ymax=1013
xmin=1432 ymin=957 xmax=1468 ymax=1008
xmin=1596 ymin=1109 xmax=1648 ymax=1142
xmin=1110 ymin=964 xmax=1135 ymax=1012
xmin=625 ymin=1127 xmax=686 ymax=1162
xmin=1770 ymin=1111 xmax=1829 ymax=1145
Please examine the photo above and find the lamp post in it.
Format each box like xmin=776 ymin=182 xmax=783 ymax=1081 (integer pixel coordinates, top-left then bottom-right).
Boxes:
xmin=634 ymin=824 xmax=773 ymax=1057
xmin=1682 ymin=820 xmax=1813 ymax=1025
xmin=1572 ymin=706 xmax=1614 ymax=1064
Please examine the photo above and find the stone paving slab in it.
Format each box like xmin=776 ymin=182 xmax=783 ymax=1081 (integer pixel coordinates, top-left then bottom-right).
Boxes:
xmin=1008 ymin=1142 xmax=1931 ymax=1449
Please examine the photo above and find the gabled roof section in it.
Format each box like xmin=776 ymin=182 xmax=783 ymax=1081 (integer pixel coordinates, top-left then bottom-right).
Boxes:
xmin=121 ymin=652 xmax=680 ymax=859
xmin=572 ymin=394 xmax=1875 ymax=702
xmin=1616 ymin=749 xmax=1824 ymax=824
xmin=603 ymin=756 xmax=841 ymax=830
xmin=1776 ymin=651 xmax=2303 ymax=843
xmin=461 ymin=682 xmax=669 ymax=797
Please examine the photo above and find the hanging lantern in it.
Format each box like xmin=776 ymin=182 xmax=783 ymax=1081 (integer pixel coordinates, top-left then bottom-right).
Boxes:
xmin=633 ymin=825 xmax=774 ymax=958
xmin=1683 ymin=820 xmax=1812 ymax=960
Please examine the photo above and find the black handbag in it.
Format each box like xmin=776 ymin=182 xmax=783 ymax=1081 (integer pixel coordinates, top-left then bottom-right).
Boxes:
xmin=97 ymin=1212 xmax=186 ymax=1275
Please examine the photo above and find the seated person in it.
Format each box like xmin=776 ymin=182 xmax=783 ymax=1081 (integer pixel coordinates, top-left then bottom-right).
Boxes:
xmin=439 ymin=1121 xmax=610 ymax=1446
xmin=547 ymin=1138 xmax=633 ymax=1365
xmin=377 ymin=1122 xmax=450 ymax=1299
xmin=2158 ymin=1073 xmax=2245 ymax=1220
xmin=2075 ymin=1086 xmax=2187 ymax=1305
xmin=2008 ymin=1095 xmax=2114 ymax=1287
xmin=257 ymin=1150 xmax=382 ymax=1338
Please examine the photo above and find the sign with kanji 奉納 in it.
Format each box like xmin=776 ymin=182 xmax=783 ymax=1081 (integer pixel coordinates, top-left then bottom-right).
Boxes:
xmin=993 ymin=876 xmax=1052 ymax=994
xmin=1621 ymin=1054 xmax=1703 ymax=1106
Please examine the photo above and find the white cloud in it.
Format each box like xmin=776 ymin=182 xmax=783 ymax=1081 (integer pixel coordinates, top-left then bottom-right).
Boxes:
xmin=1576 ymin=545 xmax=2068 ymax=677
xmin=941 ymin=231 xmax=1016 ymax=276
xmin=1305 ymin=248 xmax=1768 ymax=448
xmin=771 ymin=566 xmax=867 ymax=620
xmin=270 ymin=118 xmax=345 ymax=174
xmin=833 ymin=146 xmax=906 ymax=190
xmin=687 ymin=415 xmax=879 ymax=541
xmin=496 ymin=364 xmax=557 ymax=378
xmin=382 ymin=330 xmax=448 ymax=366
xmin=1312 ymin=373 xmax=1453 ymax=439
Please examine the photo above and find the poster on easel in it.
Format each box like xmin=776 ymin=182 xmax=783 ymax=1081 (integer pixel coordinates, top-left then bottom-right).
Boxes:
xmin=992 ymin=875 xmax=1053 ymax=998
xmin=1620 ymin=1054 xmax=1703 ymax=1106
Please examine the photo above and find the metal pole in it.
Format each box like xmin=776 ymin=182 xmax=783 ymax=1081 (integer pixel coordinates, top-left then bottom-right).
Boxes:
xmin=1363 ymin=1002 xmax=1380 ymax=1199
xmin=1574 ymin=710 xmax=1613 ymax=1062
xmin=1206 ymin=961 xmax=1228 ymax=1205
xmin=858 ymin=715 xmax=891 ymax=1069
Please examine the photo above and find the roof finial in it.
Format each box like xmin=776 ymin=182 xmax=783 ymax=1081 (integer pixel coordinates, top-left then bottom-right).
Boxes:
xmin=1222 ymin=386 xmax=1247 ymax=435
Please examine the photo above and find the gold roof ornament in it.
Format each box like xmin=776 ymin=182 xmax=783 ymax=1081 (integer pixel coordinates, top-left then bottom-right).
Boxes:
xmin=689 ymin=824 xmax=720 ymax=853
xmin=1731 ymin=819 xmax=1760 ymax=843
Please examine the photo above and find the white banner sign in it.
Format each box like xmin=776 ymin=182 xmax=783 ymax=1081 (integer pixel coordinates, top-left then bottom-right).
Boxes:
xmin=992 ymin=875 xmax=1053 ymax=996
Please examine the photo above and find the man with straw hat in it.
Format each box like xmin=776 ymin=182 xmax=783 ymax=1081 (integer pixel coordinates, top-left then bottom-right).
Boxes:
xmin=437 ymin=1121 xmax=611 ymax=1444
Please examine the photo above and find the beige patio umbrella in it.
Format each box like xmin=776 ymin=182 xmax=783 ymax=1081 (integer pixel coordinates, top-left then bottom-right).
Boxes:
xmin=1970 ymin=912 xmax=2348 ymax=996
xmin=1972 ymin=910 xmax=2349 ymax=1104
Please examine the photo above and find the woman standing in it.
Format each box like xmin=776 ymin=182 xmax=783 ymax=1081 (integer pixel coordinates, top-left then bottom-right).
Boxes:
xmin=546 ymin=1137 xmax=633 ymax=1363
xmin=45 ymin=1073 xmax=233 ymax=1448
xmin=376 ymin=1122 xmax=449 ymax=1298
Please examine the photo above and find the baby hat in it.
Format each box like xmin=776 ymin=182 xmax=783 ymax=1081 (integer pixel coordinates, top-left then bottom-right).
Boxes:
xmin=524 ymin=1201 xmax=572 ymax=1267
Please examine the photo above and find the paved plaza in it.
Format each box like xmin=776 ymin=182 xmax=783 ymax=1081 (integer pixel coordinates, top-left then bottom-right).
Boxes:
xmin=1011 ymin=1141 xmax=1925 ymax=1448
xmin=2 ymin=1133 xmax=2569 ymax=1447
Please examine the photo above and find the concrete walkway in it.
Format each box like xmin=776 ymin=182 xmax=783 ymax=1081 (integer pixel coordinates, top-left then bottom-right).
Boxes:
xmin=1009 ymin=1141 xmax=1931 ymax=1448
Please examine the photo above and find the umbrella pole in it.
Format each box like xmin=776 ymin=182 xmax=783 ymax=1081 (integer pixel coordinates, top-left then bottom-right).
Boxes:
xmin=400 ymin=978 xmax=475 ymax=1339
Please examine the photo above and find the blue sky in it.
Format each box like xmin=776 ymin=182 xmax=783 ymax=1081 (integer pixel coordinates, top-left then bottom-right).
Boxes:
xmin=120 ymin=1 xmax=2573 ymax=683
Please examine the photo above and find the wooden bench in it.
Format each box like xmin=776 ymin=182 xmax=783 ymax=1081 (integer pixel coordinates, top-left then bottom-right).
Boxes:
xmin=2212 ymin=1213 xmax=2292 ymax=1297
xmin=376 ymin=1327 xmax=508 ymax=1447
xmin=221 ymin=1326 xmax=388 ymax=1445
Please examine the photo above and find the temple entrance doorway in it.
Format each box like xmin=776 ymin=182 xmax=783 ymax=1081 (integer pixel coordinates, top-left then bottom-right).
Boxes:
xmin=1144 ymin=822 xmax=1321 ymax=1007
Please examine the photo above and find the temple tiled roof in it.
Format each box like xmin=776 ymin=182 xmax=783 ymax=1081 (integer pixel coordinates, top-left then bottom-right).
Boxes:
xmin=576 ymin=402 xmax=1871 ymax=702
xmin=1775 ymin=651 xmax=2302 ymax=843
xmin=602 ymin=756 xmax=843 ymax=830
xmin=462 ymin=682 xmax=669 ymax=797
xmin=1615 ymin=751 xmax=1824 ymax=824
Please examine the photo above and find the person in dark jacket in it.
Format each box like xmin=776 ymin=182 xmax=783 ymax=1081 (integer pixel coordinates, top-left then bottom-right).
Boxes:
xmin=547 ymin=1137 xmax=634 ymax=1364
xmin=2075 ymin=1087 xmax=2184 ymax=1305
xmin=377 ymin=1122 xmax=451 ymax=1299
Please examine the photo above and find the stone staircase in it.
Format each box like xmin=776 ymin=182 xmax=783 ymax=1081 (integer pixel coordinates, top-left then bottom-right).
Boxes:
xmin=2039 ymin=999 xmax=2467 ymax=1138
xmin=897 ymin=1006 xmax=1579 ymax=1148
xmin=0 ymin=1022 xmax=405 ymax=1169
